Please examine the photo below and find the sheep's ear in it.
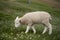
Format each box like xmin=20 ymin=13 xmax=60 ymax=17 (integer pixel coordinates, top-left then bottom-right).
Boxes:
xmin=16 ymin=16 xmax=19 ymax=19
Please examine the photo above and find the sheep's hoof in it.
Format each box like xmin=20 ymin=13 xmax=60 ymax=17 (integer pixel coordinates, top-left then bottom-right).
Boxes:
xmin=25 ymin=32 xmax=28 ymax=34
xmin=42 ymin=33 xmax=45 ymax=34
xmin=49 ymin=33 xmax=52 ymax=35
xmin=34 ymin=32 xmax=36 ymax=34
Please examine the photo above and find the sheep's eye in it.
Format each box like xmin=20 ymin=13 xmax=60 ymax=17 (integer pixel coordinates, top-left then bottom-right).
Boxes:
xmin=19 ymin=20 xmax=21 ymax=23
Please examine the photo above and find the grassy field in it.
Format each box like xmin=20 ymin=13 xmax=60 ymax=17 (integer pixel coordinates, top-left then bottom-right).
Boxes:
xmin=0 ymin=0 xmax=60 ymax=40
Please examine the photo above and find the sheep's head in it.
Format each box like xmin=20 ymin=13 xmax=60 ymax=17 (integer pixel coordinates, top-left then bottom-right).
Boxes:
xmin=14 ymin=16 xmax=21 ymax=27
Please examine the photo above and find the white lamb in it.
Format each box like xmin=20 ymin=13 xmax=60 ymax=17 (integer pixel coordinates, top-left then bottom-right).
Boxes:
xmin=14 ymin=11 xmax=52 ymax=35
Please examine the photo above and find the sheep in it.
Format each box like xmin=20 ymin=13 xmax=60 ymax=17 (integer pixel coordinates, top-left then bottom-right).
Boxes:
xmin=14 ymin=11 xmax=52 ymax=35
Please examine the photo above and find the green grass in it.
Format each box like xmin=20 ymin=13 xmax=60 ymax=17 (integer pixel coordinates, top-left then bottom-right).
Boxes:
xmin=0 ymin=0 xmax=60 ymax=40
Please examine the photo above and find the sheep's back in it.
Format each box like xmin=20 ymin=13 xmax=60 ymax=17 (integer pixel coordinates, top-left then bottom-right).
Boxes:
xmin=22 ymin=11 xmax=51 ymax=24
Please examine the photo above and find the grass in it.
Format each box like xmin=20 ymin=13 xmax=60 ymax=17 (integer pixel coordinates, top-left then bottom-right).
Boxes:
xmin=0 ymin=0 xmax=60 ymax=40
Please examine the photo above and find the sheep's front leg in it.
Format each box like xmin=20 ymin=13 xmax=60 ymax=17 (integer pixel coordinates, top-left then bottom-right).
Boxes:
xmin=25 ymin=25 xmax=31 ymax=33
xmin=31 ymin=26 xmax=36 ymax=34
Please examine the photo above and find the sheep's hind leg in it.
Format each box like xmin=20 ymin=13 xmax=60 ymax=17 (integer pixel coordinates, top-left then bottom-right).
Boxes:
xmin=48 ymin=23 xmax=52 ymax=35
xmin=42 ymin=27 xmax=48 ymax=34
xmin=44 ymin=23 xmax=52 ymax=35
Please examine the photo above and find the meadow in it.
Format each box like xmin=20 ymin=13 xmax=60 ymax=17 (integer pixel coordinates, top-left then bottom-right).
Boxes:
xmin=0 ymin=0 xmax=60 ymax=40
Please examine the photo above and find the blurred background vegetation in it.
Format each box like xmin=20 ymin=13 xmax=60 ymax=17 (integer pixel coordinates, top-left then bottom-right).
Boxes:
xmin=0 ymin=0 xmax=60 ymax=40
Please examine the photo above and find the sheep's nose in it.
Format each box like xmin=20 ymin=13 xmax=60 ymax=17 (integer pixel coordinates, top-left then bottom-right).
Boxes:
xmin=15 ymin=25 xmax=18 ymax=27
